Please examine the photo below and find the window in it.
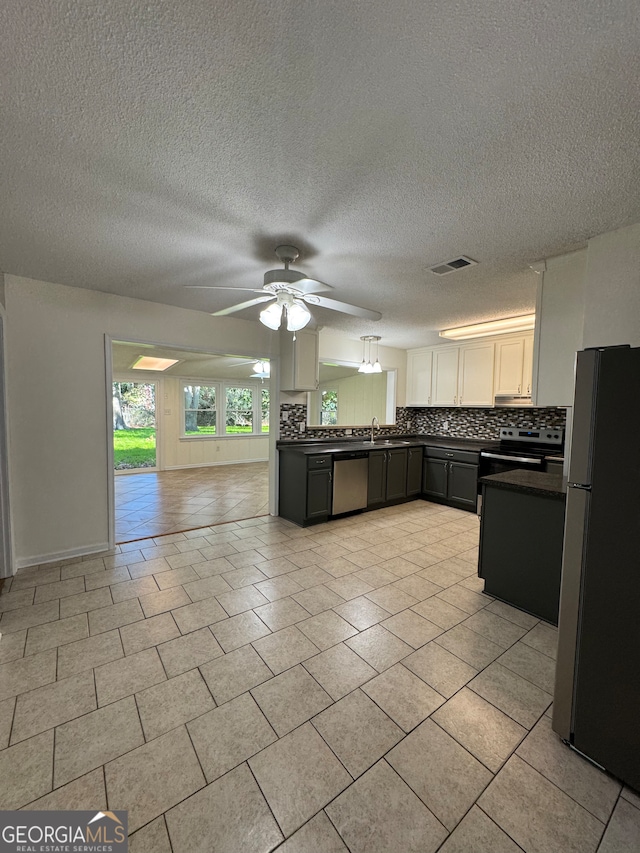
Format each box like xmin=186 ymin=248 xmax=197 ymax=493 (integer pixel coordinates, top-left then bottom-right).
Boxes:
xmin=226 ymin=386 xmax=254 ymax=434
xmin=321 ymin=389 xmax=338 ymax=425
xmin=182 ymin=382 xmax=269 ymax=436
xmin=184 ymin=385 xmax=216 ymax=435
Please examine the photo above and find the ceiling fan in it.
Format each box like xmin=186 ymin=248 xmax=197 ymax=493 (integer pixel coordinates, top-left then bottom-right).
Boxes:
xmin=187 ymin=245 xmax=382 ymax=331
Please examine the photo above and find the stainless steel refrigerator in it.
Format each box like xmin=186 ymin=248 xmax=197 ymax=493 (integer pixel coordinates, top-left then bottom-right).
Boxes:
xmin=553 ymin=345 xmax=640 ymax=789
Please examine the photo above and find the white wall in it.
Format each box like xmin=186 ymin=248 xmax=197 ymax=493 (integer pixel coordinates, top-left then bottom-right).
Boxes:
xmin=534 ymin=249 xmax=586 ymax=407
xmin=5 ymin=276 xmax=276 ymax=567
xmin=158 ymin=374 xmax=268 ymax=468
xmin=314 ymin=372 xmax=388 ymax=425
xmin=318 ymin=329 xmax=407 ymax=406
xmin=582 ymin=222 xmax=640 ymax=348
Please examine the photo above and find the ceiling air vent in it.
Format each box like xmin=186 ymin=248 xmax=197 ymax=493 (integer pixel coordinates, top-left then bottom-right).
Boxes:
xmin=428 ymin=256 xmax=477 ymax=275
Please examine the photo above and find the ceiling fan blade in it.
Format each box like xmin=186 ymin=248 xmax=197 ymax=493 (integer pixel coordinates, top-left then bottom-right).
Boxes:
xmin=212 ymin=295 xmax=275 ymax=316
xmin=302 ymin=294 xmax=381 ymax=321
xmin=288 ymin=277 xmax=333 ymax=295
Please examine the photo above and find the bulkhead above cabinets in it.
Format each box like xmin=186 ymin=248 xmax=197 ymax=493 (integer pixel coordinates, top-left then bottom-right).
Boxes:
xmin=406 ymin=332 xmax=534 ymax=408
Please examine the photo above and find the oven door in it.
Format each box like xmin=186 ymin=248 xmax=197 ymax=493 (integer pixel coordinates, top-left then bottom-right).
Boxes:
xmin=477 ymin=452 xmax=545 ymax=516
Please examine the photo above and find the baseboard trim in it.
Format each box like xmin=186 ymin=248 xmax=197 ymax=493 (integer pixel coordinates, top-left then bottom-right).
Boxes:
xmin=162 ymin=458 xmax=268 ymax=470
xmin=15 ymin=541 xmax=111 ymax=571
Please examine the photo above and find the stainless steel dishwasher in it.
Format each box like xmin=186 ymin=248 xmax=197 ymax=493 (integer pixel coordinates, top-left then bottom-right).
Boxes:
xmin=332 ymin=451 xmax=369 ymax=515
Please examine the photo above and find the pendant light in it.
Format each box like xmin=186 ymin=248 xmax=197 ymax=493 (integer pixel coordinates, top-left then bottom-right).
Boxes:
xmin=358 ymin=336 xmax=382 ymax=374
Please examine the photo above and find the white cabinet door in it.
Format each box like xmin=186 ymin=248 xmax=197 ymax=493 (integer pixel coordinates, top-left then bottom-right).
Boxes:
xmin=406 ymin=349 xmax=433 ymax=405
xmin=522 ymin=334 xmax=534 ymax=396
xmin=431 ymin=347 xmax=459 ymax=405
xmin=458 ymin=342 xmax=495 ymax=406
xmin=280 ymin=329 xmax=319 ymax=391
xmin=495 ymin=338 xmax=525 ymax=395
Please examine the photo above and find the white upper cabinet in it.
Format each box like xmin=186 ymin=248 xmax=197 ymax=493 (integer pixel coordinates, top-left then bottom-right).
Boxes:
xmin=431 ymin=347 xmax=459 ymax=405
xmin=522 ymin=334 xmax=534 ymax=396
xmin=406 ymin=349 xmax=433 ymax=405
xmin=494 ymin=333 xmax=534 ymax=396
xmin=406 ymin=331 xmax=534 ymax=407
xmin=458 ymin=342 xmax=495 ymax=406
xmin=280 ymin=328 xmax=319 ymax=391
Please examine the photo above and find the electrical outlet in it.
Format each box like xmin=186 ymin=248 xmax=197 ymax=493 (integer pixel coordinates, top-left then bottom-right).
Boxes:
xmin=298 ymin=421 xmax=306 ymax=433
xmin=345 ymin=428 xmax=353 ymax=435
xmin=282 ymin=411 xmax=289 ymax=421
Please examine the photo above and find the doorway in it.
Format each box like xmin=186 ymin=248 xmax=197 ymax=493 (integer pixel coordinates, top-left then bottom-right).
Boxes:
xmin=113 ymin=380 xmax=158 ymax=472
xmin=109 ymin=340 xmax=271 ymax=544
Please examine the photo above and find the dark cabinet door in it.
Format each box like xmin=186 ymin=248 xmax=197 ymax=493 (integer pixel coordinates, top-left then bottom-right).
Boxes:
xmin=368 ymin=451 xmax=387 ymax=506
xmin=307 ymin=469 xmax=332 ymax=519
xmin=386 ymin=449 xmax=408 ymax=500
xmin=423 ymin=458 xmax=448 ymax=498
xmin=406 ymin=447 xmax=423 ymax=496
xmin=448 ymin=461 xmax=478 ymax=508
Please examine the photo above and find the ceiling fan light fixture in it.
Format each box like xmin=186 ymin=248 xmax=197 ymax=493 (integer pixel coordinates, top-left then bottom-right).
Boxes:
xmin=286 ymin=300 xmax=311 ymax=332
xmin=259 ymin=301 xmax=283 ymax=330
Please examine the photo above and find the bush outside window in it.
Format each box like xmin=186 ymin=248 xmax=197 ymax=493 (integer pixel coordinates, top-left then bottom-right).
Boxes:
xmin=321 ymin=389 xmax=338 ymax=425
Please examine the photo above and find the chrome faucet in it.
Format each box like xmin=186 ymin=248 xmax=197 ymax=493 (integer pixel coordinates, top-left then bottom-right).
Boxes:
xmin=370 ymin=416 xmax=380 ymax=443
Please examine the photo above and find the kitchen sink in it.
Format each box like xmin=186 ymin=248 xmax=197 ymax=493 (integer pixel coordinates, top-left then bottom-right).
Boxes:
xmin=375 ymin=439 xmax=412 ymax=445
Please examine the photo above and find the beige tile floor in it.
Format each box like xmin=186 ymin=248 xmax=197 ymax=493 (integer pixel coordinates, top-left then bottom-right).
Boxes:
xmin=115 ymin=462 xmax=269 ymax=542
xmin=1 ymin=500 xmax=639 ymax=852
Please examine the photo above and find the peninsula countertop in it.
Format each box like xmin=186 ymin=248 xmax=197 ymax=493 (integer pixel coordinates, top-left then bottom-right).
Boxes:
xmin=480 ymin=469 xmax=567 ymax=498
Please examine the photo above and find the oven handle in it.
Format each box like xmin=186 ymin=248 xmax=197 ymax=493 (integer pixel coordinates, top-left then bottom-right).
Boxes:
xmin=481 ymin=452 xmax=543 ymax=465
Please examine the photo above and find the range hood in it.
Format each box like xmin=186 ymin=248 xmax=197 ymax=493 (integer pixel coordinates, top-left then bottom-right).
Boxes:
xmin=494 ymin=394 xmax=532 ymax=407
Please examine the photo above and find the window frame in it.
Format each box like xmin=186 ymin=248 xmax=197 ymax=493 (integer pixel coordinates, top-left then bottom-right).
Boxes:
xmin=180 ymin=379 xmax=269 ymax=439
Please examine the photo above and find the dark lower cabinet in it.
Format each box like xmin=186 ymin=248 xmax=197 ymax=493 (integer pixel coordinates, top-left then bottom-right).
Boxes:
xmin=423 ymin=458 xmax=448 ymax=500
xmin=407 ymin=447 xmax=423 ymax=496
xmin=423 ymin=449 xmax=479 ymax=511
xmin=448 ymin=462 xmax=478 ymax=508
xmin=368 ymin=451 xmax=387 ymax=506
xmin=386 ymin=448 xmax=408 ymax=500
xmin=369 ymin=448 xmax=408 ymax=504
xmin=279 ymin=452 xmax=332 ymax=526
xmin=479 ymin=483 xmax=565 ymax=623
xmin=307 ymin=469 xmax=332 ymax=520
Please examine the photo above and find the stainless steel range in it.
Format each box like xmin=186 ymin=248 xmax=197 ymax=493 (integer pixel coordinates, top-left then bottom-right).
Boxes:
xmin=480 ymin=427 xmax=564 ymax=477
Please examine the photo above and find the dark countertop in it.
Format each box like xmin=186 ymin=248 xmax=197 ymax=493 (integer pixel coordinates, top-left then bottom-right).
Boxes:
xmin=480 ymin=470 xmax=567 ymax=498
xmin=277 ymin=434 xmax=495 ymax=455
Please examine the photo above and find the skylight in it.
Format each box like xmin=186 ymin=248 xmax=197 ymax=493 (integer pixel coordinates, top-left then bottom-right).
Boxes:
xmin=131 ymin=356 xmax=180 ymax=371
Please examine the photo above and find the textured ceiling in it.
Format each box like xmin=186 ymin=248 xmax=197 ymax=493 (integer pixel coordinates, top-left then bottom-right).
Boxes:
xmin=2 ymin=1 xmax=639 ymax=348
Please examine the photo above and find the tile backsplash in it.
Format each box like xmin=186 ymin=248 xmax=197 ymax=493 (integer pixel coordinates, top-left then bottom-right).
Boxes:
xmin=406 ymin=406 xmax=567 ymax=439
xmin=279 ymin=403 xmax=566 ymax=441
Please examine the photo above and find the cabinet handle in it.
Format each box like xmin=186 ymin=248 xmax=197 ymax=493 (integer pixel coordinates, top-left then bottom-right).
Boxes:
xmin=453 ymin=395 xmax=457 ymax=405
xmin=527 ymin=384 xmax=531 ymax=394
xmin=428 ymin=396 xmax=431 ymax=405
xmin=328 ymin=472 xmax=332 ymax=482
xmin=445 ymin=452 xmax=454 ymax=457
xmin=517 ymin=384 xmax=521 ymax=394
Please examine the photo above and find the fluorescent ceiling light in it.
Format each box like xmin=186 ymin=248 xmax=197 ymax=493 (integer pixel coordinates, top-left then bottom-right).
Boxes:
xmin=439 ymin=314 xmax=535 ymax=340
xmin=131 ymin=356 xmax=180 ymax=371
